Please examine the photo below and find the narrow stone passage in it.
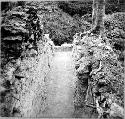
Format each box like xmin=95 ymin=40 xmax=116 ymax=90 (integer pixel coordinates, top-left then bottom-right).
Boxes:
xmin=37 ymin=49 xmax=77 ymax=118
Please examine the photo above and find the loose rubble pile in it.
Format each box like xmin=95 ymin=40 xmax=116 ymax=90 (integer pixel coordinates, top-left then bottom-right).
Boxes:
xmin=1 ymin=2 xmax=55 ymax=117
xmin=72 ymin=13 xmax=124 ymax=119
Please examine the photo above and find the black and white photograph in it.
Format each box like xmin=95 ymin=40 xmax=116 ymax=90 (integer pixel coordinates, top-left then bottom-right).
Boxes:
xmin=0 ymin=0 xmax=124 ymax=118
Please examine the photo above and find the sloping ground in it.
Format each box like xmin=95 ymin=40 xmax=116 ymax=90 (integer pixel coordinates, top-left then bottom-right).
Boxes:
xmin=13 ymin=50 xmax=53 ymax=117
xmin=73 ymin=29 xmax=124 ymax=118
xmin=0 ymin=41 xmax=54 ymax=117
xmin=71 ymin=12 xmax=124 ymax=119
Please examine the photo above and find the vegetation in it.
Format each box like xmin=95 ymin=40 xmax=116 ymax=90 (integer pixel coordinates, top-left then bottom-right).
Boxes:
xmin=0 ymin=0 xmax=124 ymax=118
xmin=72 ymin=0 xmax=124 ymax=118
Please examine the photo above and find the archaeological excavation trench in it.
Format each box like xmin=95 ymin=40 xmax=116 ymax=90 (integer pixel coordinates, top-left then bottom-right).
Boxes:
xmin=1 ymin=1 xmax=124 ymax=118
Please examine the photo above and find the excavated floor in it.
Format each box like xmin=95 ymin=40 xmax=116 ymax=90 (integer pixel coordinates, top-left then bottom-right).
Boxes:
xmin=37 ymin=47 xmax=97 ymax=118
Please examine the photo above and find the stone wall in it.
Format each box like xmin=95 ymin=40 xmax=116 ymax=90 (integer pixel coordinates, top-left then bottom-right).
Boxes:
xmin=1 ymin=2 xmax=54 ymax=116
xmin=0 ymin=40 xmax=54 ymax=117
xmin=72 ymin=33 xmax=124 ymax=118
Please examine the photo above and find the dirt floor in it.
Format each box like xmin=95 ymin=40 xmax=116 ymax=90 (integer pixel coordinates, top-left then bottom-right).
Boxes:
xmin=37 ymin=47 xmax=97 ymax=118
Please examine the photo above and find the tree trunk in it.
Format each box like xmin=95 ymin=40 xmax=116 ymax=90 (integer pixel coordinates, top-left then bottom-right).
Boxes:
xmin=91 ymin=0 xmax=105 ymax=36
xmin=92 ymin=0 xmax=98 ymax=27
